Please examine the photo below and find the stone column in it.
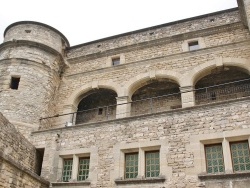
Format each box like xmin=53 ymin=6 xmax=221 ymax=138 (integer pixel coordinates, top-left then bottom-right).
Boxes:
xmin=116 ymin=96 xmax=131 ymax=119
xmin=180 ymin=86 xmax=195 ymax=108
xmin=62 ymin=104 xmax=78 ymax=126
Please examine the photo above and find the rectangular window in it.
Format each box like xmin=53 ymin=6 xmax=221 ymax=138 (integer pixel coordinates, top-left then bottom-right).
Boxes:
xmin=205 ymin=144 xmax=225 ymax=174
xmin=188 ymin=41 xmax=199 ymax=51
xmin=145 ymin=151 xmax=160 ymax=178
xmin=77 ymin=157 xmax=90 ymax=181
xmin=230 ymin=141 xmax=250 ymax=172
xmin=125 ymin=153 xmax=138 ymax=179
xmin=62 ymin=159 xmax=73 ymax=182
xmin=10 ymin=77 xmax=20 ymax=90
xmin=112 ymin=58 xmax=120 ymax=66
xmin=98 ymin=108 xmax=103 ymax=115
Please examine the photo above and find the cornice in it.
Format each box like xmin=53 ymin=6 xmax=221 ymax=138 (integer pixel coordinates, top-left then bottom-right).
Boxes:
xmin=67 ymin=22 xmax=243 ymax=63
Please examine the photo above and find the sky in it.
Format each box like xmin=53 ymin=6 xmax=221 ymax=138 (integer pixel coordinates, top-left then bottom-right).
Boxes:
xmin=0 ymin=0 xmax=238 ymax=47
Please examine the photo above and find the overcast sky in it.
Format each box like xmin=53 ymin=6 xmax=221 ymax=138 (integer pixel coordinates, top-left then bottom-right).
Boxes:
xmin=0 ymin=0 xmax=238 ymax=46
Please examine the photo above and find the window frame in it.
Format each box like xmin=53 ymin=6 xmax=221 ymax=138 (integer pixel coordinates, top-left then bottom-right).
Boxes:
xmin=77 ymin=157 xmax=90 ymax=181
xmin=229 ymin=140 xmax=250 ymax=172
xmin=190 ymin=129 xmax=250 ymax=175
xmin=113 ymin=139 xmax=170 ymax=181
xmin=56 ymin=147 xmax=98 ymax=183
xmin=62 ymin=158 xmax=73 ymax=182
xmin=145 ymin=150 xmax=160 ymax=178
xmin=204 ymin=144 xmax=225 ymax=174
xmin=124 ymin=152 xmax=139 ymax=179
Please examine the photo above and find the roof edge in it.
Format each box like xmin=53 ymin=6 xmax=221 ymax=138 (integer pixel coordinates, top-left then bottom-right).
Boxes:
xmin=69 ymin=7 xmax=239 ymax=49
xmin=4 ymin=21 xmax=70 ymax=47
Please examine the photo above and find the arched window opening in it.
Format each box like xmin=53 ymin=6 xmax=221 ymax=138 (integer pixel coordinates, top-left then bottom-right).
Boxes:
xmin=76 ymin=89 xmax=117 ymax=124
xmin=195 ymin=67 xmax=250 ymax=105
xmin=131 ymin=79 xmax=181 ymax=116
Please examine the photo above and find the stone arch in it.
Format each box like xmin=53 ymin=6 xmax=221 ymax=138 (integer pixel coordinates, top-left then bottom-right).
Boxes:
xmin=65 ymin=80 xmax=122 ymax=110
xmin=124 ymin=70 xmax=183 ymax=98
xmin=180 ymin=57 xmax=250 ymax=86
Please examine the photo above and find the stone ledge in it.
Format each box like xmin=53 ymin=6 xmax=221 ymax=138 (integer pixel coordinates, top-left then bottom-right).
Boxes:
xmin=198 ymin=172 xmax=250 ymax=180
xmin=115 ymin=177 xmax=165 ymax=184
xmin=32 ymin=95 xmax=250 ymax=134
xmin=51 ymin=181 xmax=91 ymax=187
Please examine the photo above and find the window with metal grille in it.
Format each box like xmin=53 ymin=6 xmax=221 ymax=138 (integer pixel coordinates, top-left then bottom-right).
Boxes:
xmin=205 ymin=144 xmax=225 ymax=174
xmin=125 ymin=153 xmax=138 ymax=179
xmin=112 ymin=58 xmax=120 ymax=66
xmin=62 ymin=159 xmax=73 ymax=182
xmin=145 ymin=151 xmax=160 ymax=178
xmin=77 ymin=157 xmax=90 ymax=181
xmin=230 ymin=141 xmax=250 ymax=172
xmin=188 ymin=41 xmax=199 ymax=51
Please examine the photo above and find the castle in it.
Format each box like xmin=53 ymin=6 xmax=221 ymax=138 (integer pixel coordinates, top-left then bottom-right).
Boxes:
xmin=1 ymin=0 xmax=250 ymax=187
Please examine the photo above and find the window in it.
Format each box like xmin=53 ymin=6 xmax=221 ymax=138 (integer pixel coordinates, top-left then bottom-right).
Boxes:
xmin=125 ymin=153 xmax=138 ymax=179
xmin=145 ymin=151 xmax=160 ymax=177
xmin=78 ymin=157 xmax=90 ymax=181
xmin=188 ymin=41 xmax=199 ymax=51
xmin=230 ymin=141 xmax=250 ymax=172
xmin=112 ymin=58 xmax=120 ymax=66
xmin=114 ymin=140 xmax=168 ymax=183
xmin=98 ymin=108 xmax=103 ymax=115
xmin=205 ymin=144 xmax=224 ymax=174
xmin=10 ymin=77 xmax=20 ymax=90
xmin=62 ymin=159 xmax=73 ymax=182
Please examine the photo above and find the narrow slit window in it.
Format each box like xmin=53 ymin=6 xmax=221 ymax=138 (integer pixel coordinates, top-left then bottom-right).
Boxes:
xmin=10 ymin=77 xmax=20 ymax=90
xmin=188 ymin=41 xmax=199 ymax=51
xmin=98 ymin=108 xmax=103 ymax=115
xmin=112 ymin=58 xmax=120 ymax=66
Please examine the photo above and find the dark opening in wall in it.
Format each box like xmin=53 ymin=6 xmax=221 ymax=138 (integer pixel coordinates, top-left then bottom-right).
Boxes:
xmin=10 ymin=77 xmax=20 ymax=90
xmin=188 ymin=41 xmax=199 ymax=51
xmin=98 ymin=108 xmax=103 ymax=115
xmin=35 ymin=148 xmax=45 ymax=176
xmin=112 ymin=58 xmax=120 ymax=66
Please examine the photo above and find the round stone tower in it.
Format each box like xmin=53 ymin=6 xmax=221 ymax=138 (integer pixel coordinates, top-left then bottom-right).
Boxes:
xmin=0 ymin=21 xmax=69 ymax=137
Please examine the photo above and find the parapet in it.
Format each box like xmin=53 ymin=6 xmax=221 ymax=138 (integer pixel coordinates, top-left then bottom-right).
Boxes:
xmin=3 ymin=21 xmax=69 ymax=53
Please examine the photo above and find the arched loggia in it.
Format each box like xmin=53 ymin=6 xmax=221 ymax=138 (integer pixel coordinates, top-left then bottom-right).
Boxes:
xmin=76 ymin=88 xmax=117 ymax=124
xmin=195 ymin=66 xmax=250 ymax=105
xmin=130 ymin=78 xmax=181 ymax=116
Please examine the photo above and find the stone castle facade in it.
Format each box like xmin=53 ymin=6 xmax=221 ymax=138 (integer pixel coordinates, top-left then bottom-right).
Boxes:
xmin=1 ymin=0 xmax=250 ymax=187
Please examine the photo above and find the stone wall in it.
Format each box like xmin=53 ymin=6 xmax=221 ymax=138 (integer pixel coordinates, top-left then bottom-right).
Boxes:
xmin=67 ymin=9 xmax=240 ymax=59
xmin=0 ymin=112 xmax=49 ymax=187
xmin=31 ymin=98 xmax=250 ymax=188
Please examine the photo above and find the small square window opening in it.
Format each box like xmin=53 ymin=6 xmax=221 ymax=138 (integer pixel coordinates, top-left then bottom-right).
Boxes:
xmin=10 ymin=77 xmax=20 ymax=90
xmin=112 ymin=58 xmax=120 ymax=66
xmin=188 ymin=41 xmax=199 ymax=51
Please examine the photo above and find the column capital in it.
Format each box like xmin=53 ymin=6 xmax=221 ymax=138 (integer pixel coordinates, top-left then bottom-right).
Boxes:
xmin=116 ymin=96 xmax=131 ymax=103
xmin=179 ymin=86 xmax=194 ymax=93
